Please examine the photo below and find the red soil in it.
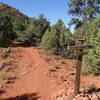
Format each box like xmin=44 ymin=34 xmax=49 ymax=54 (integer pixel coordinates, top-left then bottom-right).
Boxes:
xmin=0 ymin=47 xmax=100 ymax=100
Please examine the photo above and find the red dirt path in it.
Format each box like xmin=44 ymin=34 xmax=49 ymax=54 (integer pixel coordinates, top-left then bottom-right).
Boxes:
xmin=0 ymin=47 xmax=100 ymax=100
xmin=0 ymin=47 xmax=65 ymax=100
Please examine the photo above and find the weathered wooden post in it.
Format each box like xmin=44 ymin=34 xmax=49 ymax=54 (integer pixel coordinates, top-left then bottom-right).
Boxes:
xmin=67 ymin=29 xmax=93 ymax=95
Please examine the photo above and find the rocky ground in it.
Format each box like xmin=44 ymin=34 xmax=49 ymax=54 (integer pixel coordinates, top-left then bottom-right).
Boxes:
xmin=0 ymin=47 xmax=100 ymax=100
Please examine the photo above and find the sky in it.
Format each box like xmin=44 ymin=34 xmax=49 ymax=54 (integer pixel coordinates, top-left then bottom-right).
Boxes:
xmin=0 ymin=0 xmax=74 ymax=32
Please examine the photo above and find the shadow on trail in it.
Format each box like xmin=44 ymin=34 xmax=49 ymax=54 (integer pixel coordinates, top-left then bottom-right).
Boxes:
xmin=0 ymin=40 xmax=39 ymax=48
xmin=87 ymin=88 xmax=100 ymax=94
xmin=0 ymin=90 xmax=6 ymax=95
xmin=1 ymin=92 xmax=40 ymax=100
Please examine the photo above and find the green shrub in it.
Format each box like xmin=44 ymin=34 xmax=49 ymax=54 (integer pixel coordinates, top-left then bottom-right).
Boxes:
xmin=0 ymin=14 xmax=17 ymax=47
xmin=41 ymin=19 xmax=76 ymax=58
xmin=83 ymin=17 xmax=100 ymax=76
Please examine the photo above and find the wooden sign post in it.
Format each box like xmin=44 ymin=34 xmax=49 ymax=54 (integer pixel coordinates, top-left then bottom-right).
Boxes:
xmin=67 ymin=29 xmax=93 ymax=95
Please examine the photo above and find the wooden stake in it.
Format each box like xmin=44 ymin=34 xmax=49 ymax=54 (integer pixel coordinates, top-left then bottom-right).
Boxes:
xmin=75 ymin=54 xmax=83 ymax=95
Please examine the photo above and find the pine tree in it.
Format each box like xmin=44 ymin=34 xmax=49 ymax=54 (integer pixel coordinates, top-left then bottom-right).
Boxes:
xmin=68 ymin=0 xmax=100 ymax=28
xmin=83 ymin=17 xmax=100 ymax=75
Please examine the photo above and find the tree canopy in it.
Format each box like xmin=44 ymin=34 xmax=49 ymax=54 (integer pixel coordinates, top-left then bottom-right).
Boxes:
xmin=68 ymin=0 xmax=100 ymax=28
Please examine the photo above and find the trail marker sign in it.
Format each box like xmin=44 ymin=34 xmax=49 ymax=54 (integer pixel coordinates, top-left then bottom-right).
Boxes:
xmin=67 ymin=29 xmax=93 ymax=95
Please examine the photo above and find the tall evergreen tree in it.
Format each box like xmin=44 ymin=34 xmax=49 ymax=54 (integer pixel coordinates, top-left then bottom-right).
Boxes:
xmin=68 ymin=0 xmax=100 ymax=28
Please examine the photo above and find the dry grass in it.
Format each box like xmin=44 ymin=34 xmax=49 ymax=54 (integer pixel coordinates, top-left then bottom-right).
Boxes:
xmin=48 ymin=65 xmax=60 ymax=72
xmin=0 ymin=72 xmax=16 ymax=84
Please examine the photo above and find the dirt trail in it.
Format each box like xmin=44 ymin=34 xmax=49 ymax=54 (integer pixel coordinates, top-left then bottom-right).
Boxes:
xmin=0 ymin=47 xmax=100 ymax=100
xmin=0 ymin=47 xmax=59 ymax=100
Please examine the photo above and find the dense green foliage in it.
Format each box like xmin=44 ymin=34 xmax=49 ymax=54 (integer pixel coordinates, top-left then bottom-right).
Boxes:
xmin=68 ymin=0 xmax=100 ymax=75
xmin=83 ymin=17 xmax=100 ymax=75
xmin=17 ymin=15 xmax=50 ymax=44
xmin=0 ymin=14 xmax=16 ymax=47
xmin=0 ymin=3 xmax=50 ymax=46
xmin=41 ymin=20 xmax=75 ymax=58
xmin=30 ymin=15 xmax=50 ymax=39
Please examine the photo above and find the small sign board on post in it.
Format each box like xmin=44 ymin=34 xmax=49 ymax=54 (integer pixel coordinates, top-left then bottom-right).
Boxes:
xmin=67 ymin=29 xmax=93 ymax=95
